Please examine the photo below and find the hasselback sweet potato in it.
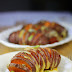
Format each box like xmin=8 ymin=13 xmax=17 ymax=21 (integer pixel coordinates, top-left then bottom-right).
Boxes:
xmin=9 ymin=20 xmax=67 ymax=45
xmin=8 ymin=47 xmax=61 ymax=72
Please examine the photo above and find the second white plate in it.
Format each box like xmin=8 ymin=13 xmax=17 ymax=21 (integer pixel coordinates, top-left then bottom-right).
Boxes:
xmin=0 ymin=22 xmax=72 ymax=48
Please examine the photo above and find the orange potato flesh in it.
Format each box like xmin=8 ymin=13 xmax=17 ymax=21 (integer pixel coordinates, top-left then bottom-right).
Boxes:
xmin=8 ymin=66 xmax=26 ymax=72
xmin=24 ymin=24 xmax=32 ymax=31
xmin=11 ymin=59 xmax=32 ymax=71
xmin=44 ymin=21 xmax=51 ymax=27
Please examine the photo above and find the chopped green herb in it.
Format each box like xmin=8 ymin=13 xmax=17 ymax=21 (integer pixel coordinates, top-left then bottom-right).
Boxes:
xmin=29 ymin=29 xmax=33 ymax=32
xmin=28 ymin=35 xmax=33 ymax=41
xmin=34 ymin=45 xmax=40 ymax=49
xmin=44 ymin=70 xmax=49 ymax=72
xmin=29 ymin=29 xmax=36 ymax=32
xmin=11 ymin=71 xmax=15 ymax=72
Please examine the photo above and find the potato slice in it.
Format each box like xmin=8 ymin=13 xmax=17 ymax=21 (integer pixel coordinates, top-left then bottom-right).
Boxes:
xmin=11 ymin=57 xmax=36 ymax=72
xmin=8 ymin=63 xmax=31 ymax=72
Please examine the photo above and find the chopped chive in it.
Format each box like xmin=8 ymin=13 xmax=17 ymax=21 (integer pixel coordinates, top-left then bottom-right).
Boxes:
xmin=29 ymin=29 xmax=36 ymax=32
xmin=34 ymin=45 xmax=40 ymax=49
xmin=11 ymin=71 xmax=15 ymax=72
xmin=44 ymin=70 xmax=49 ymax=72
xmin=28 ymin=35 xmax=33 ymax=41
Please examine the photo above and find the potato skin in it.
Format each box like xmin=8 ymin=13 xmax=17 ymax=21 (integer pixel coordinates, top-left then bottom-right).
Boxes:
xmin=8 ymin=32 xmax=16 ymax=43
xmin=8 ymin=31 xmax=20 ymax=44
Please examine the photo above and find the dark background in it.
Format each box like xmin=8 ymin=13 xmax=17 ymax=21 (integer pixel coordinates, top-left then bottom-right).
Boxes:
xmin=0 ymin=0 xmax=72 ymax=12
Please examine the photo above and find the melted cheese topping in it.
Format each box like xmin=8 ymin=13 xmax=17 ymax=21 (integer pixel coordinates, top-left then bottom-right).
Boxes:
xmin=19 ymin=29 xmax=25 ymax=38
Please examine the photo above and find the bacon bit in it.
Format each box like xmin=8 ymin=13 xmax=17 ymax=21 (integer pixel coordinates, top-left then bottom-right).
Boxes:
xmin=44 ymin=21 xmax=51 ymax=27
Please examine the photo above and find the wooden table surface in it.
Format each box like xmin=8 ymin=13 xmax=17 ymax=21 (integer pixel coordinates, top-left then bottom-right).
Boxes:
xmin=0 ymin=26 xmax=72 ymax=58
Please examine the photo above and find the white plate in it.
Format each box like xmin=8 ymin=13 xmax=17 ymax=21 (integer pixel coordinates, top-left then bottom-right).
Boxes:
xmin=0 ymin=51 xmax=72 ymax=72
xmin=0 ymin=22 xmax=72 ymax=48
